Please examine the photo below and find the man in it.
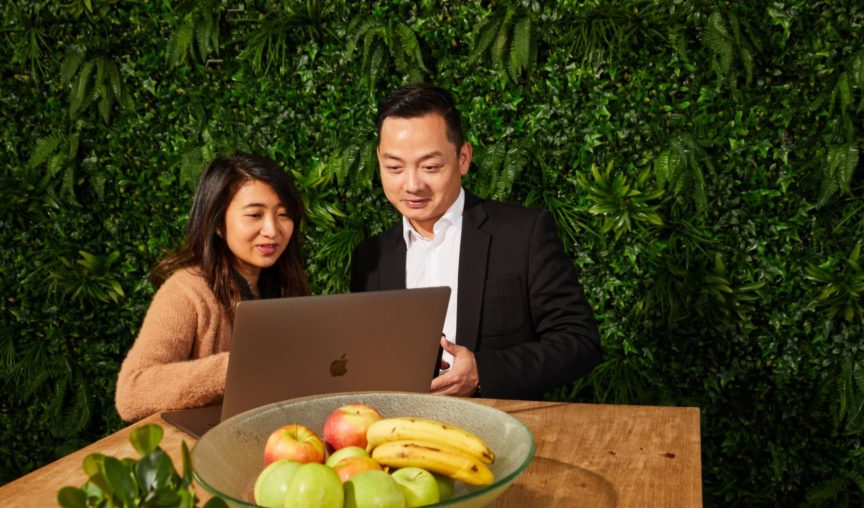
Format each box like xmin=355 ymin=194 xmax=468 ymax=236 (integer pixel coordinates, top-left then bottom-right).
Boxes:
xmin=351 ymin=84 xmax=601 ymax=399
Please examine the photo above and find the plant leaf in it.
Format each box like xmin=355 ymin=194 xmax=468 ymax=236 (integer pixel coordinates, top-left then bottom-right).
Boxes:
xmin=103 ymin=456 xmax=137 ymax=506
xmin=130 ymin=423 xmax=164 ymax=457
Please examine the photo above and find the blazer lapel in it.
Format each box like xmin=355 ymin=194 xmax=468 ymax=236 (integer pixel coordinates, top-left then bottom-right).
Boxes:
xmin=457 ymin=192 xmax=489 ymax=351
xmin=378 ymin=225 xmax=406 ymax=290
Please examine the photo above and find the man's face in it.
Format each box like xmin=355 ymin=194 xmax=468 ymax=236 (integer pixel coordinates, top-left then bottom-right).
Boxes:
xmin=377 ymin=113 xmax=471 ymax=238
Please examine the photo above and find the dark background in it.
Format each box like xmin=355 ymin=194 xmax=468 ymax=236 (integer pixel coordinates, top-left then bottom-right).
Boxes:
xmin=1 ymin=1 xmax=862 ymax=506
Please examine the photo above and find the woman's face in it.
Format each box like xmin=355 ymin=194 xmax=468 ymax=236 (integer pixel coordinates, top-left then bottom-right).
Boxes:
xmin=223 ymin=179 xmax=294 ymax=285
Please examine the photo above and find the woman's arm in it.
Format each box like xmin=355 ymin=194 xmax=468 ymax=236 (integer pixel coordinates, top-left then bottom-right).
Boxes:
xmin=115 ymin=273 xmax=230 ymax=422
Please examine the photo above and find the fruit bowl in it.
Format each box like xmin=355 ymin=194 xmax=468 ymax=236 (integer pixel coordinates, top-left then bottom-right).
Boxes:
xmin=191 ymin=392 xmax=535 ymax=507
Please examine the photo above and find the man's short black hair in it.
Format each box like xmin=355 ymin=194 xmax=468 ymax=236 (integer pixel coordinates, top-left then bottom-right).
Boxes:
xmin=376 ymin=83 xmax=464 ymax=148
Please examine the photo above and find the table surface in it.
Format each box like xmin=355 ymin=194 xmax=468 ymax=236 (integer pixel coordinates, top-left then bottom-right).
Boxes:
xmin=0 ymin=398 xmax=702 ymax=507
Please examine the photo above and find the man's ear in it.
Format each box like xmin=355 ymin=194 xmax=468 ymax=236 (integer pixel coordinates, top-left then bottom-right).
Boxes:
xmin=459 ymin=142 xmax=473 ymax=176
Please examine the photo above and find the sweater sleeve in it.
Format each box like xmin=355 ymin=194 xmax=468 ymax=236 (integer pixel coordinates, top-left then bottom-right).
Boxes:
xmin=115 ymin=275 xmax=229 ymax=422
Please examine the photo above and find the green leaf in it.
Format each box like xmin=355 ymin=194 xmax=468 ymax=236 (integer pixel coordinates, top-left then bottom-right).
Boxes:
xmin=470 ymin=12 xmax=504 ymax=63
xmin=130 ymin=424 xmax=164 ymax=457
xmin=395 ymin=22 xmax=425 ymax=72
xmin=103 ymin=456 xmax=137 ymax=506
xmin=168 ymin=17 xmax=195 ymax=65
xmin=108 ymin=60 xmax=123 ymax=103
xmin=653 ymin=151 xmax=671 ymax=185
xmin=196 ymin=13 xmax=218 ymax=61
xmin=29 ymin=135 xmax=62 ymax=168
xmin=134 ymin=449 xmax=178 ymax=493
xmin=181 ymin=441 xmax=193 ymax=486
xmin=60 ymin=48 xmax=85 ymax=84
xmin=57 ymin=486 xmax=87 ymax=508
xmin=513 ymin=16 xmax=531 ymax=72
xmin=82 ymin=453 xmax=106 ymax=477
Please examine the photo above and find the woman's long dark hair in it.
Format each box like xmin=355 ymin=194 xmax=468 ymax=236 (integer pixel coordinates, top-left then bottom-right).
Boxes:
xmin=152 ymin=153 xmax=310 ymax=312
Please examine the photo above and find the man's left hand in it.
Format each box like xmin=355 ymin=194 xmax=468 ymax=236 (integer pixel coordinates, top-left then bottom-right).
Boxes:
xmin=431 ymin=336 xmax=479 ymax=396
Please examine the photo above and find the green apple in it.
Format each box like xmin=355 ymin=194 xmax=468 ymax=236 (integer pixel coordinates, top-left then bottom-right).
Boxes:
xmin=253 ymin=459 xmax=302 ymax=508
xmin=344 ymin=470 xmax=406 ymax=508
xmin=283 ymin=463 xmax=343 ymax=508
xmin=433 ymin=473 xmax=455 ymax=501
xmin=325 ymin=445 xmax=369 ymax=468
xmin=390 ymin=467 xmax=439 ymax=507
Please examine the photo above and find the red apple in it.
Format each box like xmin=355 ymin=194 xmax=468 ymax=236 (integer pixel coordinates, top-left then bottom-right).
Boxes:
xmin=323 ymin=403 xmax=383 ymax=451
xmin=263 ymin=424 xmax=326 ymax=467
xmin=332 ymin=455 xmax=383 ymax=483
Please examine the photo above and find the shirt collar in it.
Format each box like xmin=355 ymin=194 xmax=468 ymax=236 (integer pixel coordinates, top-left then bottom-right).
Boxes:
xmin=402 ymin=188 xmax=465 ymax=247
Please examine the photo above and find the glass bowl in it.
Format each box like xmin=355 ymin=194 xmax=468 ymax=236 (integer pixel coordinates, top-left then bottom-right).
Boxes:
xmin=191 ymin=392 xmax=535 ymax=507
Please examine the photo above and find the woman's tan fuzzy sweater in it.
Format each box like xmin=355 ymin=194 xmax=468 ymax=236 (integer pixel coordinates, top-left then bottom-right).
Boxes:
xmin=115 ymin=267 xmax=232 ymax=422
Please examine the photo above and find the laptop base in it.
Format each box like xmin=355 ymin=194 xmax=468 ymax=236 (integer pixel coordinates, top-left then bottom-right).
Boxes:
xmin=161 ymin=404 xmax=222 ymax=439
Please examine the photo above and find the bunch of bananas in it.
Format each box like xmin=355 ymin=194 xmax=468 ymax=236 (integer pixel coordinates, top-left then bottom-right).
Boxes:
xmin=365 ymin=417 xmax=496 ymax=486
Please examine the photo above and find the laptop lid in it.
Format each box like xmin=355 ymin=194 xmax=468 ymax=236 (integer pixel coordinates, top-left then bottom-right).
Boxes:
xmin=162 ymin=286 xmax=449 ymax=437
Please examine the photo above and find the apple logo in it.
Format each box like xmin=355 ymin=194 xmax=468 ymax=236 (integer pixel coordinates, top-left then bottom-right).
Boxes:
xmin=329 ymin=353 xmax=348 ymax=377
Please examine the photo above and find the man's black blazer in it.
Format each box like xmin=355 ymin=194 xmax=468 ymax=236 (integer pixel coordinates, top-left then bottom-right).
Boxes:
xmin=350 ymin=191 xmax=602 ymax=400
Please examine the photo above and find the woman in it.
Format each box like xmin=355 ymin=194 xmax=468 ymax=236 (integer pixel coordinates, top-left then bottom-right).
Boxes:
xmin=115 ymin=153 xmax=310 ymax=422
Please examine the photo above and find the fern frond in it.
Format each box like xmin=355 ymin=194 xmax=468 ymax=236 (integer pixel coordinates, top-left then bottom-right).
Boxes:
xmin=851 ymin=52 xmax=864 ymax=88
xmin=30 ymin=136 xmax=62 ymax=168
xmin=654 ymin=151 xmax=671 ymax=185
xmin=44 ymin=374 xmax=68 ymax=424
xmin=60 ymin=47 xmax=85 ymax=84
xmin=61 ymin=166 xmax=77 ymax=202
xmin=508 ymin=15 xmax=532 ymax=81
xmin=367 ymin=42 xmax=386 ymax=90
xmin=485 ymin=142 xmax=507 ymax=173
xmin=355 ymin=140 xmax=377 ymax=192
xmin=470 ymin=11 xmax=504 ymax=63
xmin=71 ymin=59 xmax=95 ymax=117
xmin=168 ymin=17 xmax=195 ymax=65
xmin=196 ymin=12 xmax=218 ymax=61
xmin=98 ymin=96 xmax=110 ymax=124
xmin=740 ymin=47 xmax=753 ymax=85
xmin=490 ymin=6 xmax=516 ymax=76
xmin=703 ymin=12 xmax=733 ymax=78
xmin=849 ymin=469 xmax=864 ymax=494
xmin=667 ymin=147 xmax=684 ymax=190
xmin=346 ymin=17 xmax=382 ymax=57
xmin=339 ymin=145 xmax=359 ymax=187
xmin=806 ymin=476 xmax=848 ymax=504
xmin=839 ymin=143 xmax=859 ymax=193
xmin=395 ymin=22 xmax=425 ymax=72
xmin=94 ymin=57 xmax=107 ymax=98
xmin=63 ymin=377 xmax=90 ymax=435
xmin=837 ymin=72 xmax=853 ymax=113
xmin=491 ymin=28 xmax=508 ymax=77
xmin=692 ymin=162 xmax=708 ymax=212
xmin=498 ymin=142 xmax=529 ymax=199
xmin=241 ymin=15 xmax=301 ymax=73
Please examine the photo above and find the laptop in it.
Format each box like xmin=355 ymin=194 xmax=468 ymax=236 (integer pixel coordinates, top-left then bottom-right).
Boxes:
xmin=161 ymin=286 xmax=450 ymax=438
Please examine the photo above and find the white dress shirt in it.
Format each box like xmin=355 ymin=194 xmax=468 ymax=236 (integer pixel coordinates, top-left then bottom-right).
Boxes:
xmin=403 ymin=188 xmax=465 ymax=372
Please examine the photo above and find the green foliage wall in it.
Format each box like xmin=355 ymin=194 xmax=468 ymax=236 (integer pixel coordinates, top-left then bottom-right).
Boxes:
xmin=2 ymin=1 xmax=863 ymax=505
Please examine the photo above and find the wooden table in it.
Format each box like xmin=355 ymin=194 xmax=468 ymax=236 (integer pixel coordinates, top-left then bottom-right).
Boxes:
xmin=0 ymin=399 xmax=702 ymax=507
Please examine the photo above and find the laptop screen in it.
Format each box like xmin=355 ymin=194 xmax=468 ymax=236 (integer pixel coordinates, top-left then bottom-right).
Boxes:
xmin=220 ymin=286 xmax=451 ymax=421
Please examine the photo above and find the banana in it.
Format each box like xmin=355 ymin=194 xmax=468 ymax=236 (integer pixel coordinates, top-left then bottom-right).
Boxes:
xmin=371 ymin=440 xmax=495 ymax=486
xmin=366 ymin=417 xmax=495 ymax=464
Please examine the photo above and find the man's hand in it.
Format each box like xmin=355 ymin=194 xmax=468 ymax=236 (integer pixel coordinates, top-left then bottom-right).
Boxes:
xmin=431 ymin=336 xmax=479 ymax=396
